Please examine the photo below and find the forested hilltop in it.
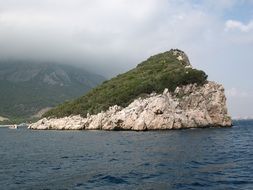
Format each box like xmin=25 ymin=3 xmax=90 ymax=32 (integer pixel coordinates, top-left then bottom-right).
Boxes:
xmin=44 ymin=49 xmax=207 ymax=118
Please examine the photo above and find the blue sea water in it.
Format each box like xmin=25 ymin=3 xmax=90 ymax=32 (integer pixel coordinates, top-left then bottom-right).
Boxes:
xmin=0 ymin=121 xmax=253 ymax=190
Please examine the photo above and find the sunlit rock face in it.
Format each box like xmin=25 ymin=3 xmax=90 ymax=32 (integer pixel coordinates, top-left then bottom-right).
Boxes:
xmin=171 ymin=49 xmax=192 ymax=67
xmin=29 ymin=81 xmax=232 ymax=131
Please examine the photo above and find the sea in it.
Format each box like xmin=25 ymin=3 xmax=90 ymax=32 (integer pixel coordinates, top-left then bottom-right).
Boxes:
xmin=0 ymin=120 xmax=253 ymax=190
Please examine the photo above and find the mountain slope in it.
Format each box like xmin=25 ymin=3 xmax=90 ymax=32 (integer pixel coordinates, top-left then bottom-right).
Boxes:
xmin=44 ymin=49 xmax=208 ymax=118
xmin=0 ymin=61 xmax=105 ymax=120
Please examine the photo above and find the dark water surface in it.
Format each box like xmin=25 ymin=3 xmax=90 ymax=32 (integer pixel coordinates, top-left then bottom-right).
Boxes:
xmin=0 ymin=121 xmax=253 ymax=190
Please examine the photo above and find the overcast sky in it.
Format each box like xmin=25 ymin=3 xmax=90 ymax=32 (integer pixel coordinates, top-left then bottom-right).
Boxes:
xmin=0 ymin=0 xmax=252 ymax=118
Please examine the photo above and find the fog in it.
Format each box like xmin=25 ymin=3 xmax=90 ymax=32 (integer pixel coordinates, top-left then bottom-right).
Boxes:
xmin=0 ymin=0 xmax=171 ymax=76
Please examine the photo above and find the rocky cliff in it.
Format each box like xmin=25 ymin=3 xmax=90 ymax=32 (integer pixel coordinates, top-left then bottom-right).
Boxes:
xmin=29 ymin=81 xmax=232 ymax=130
xmin=29 ymin=49 xmax=232 ymax=130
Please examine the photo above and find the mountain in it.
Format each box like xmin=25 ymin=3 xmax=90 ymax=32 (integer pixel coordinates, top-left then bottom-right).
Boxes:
xmin=30 ymin=49 xmax=232 ymax=130
xmin=0 ymin=61 xmax=105 ymax=122
xmin=44 ymin=49 xmax=207 ymax=118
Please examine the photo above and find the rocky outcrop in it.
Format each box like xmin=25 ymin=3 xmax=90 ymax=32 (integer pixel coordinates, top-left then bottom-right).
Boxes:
xmin=171 ymin=49 xmax=191 ymax=67
xmin=29 ymin=81 xmax=232 ymax=130
xmin=0 ymin=116 xmax=9 ymax=122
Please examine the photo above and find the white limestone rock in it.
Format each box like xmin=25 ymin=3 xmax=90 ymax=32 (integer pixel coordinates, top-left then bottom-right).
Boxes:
xmin=29 ymin=81 xmax=232 ymax=131
xmin=171 ymin=49 xmax=192 ymax=68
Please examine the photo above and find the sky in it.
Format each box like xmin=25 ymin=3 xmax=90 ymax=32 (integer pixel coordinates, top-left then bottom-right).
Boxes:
xmin=0 ymin=0 xmax=252 ymax=118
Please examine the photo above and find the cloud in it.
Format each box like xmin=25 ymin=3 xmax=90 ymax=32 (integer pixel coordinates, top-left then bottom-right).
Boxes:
xmin=0 ymin=0 xmax=216 ymax=75
xmin=0 ymin=0 xmax=252 ymax=78
xmin=225 ymin=20 xmax=253 ymax=32
xmin=226 ymin=88 xmax=250 ymax=98
xmin=0 ymin=0 xmax=252 ymax=117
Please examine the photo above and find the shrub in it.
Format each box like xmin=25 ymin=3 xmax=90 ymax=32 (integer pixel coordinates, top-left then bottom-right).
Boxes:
xmin=44 ymin=51 xmax=207 ymax=118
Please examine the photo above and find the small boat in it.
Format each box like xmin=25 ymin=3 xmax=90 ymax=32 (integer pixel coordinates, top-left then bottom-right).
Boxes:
xmin=9 ymin=124 xmax=18 ymax=129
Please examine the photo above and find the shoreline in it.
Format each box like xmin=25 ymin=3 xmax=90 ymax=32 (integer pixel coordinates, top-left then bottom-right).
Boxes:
xmin=29 ymin=124 xmax=232 ymax=132
xmin=0 ymin=125 xmax=13 ymax=128
xmin=0 ymin=124 xmax=19 ymax=129
xmin=29 ymin=82 xmax=232 ymax=131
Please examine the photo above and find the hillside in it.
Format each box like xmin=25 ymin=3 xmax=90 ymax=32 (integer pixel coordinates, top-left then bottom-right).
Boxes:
xmin=0 ymin=61 xmax=105 ymax=122
xmin=44 ymin=49 xmax=208 ymax=118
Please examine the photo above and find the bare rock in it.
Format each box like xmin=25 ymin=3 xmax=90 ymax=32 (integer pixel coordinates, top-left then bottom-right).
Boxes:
xmin=29 ymin=81 xmax=232 ymax=130
xmin=171 ymin=49 xmax=192 ymax=67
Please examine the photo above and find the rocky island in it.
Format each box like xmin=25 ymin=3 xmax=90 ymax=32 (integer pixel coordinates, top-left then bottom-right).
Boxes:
xmin=29 ymin=49 xmax=232 ymax=130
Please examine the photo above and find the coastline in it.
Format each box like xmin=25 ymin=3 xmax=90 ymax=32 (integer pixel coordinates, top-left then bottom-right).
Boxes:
xmin=29 ymin=81 xmax=232 ymax=131
xmin=0 ymin=125 xmax=12 ymax=128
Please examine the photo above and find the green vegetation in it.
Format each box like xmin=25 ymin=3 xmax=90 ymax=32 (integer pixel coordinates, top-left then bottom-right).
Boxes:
xmin=44 ymin=50 xmax=208 ymax=118
xmin=0 ymin=61 xmax=105 ymax=123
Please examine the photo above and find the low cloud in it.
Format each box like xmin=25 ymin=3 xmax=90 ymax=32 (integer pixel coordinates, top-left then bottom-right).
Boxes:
xmin=225 ymin=20 xmax=253 ymax=32
xmin=0 ymin=0 xmax=216 ymax=76
xmin=226 ymin=88 xmax=250 ymax=98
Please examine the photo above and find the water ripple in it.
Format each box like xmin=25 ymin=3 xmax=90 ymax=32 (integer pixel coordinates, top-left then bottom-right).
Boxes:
xmin=0 ymin=122 xmax=253 ymax=189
